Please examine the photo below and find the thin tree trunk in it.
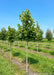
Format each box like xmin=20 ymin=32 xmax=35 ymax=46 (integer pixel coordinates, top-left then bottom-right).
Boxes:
xmin=10 ymin=43 xmax=11 ymax=61
xmin=37 ymin=42 xmax=38 ymax=52
xmin=28 ymin=59 xmax=30 ymax=75
xmin=2 ymin=40 xmax=4 ymax=52
xmin=1 ymin=40 xmax=3 ymax=50
xmin=10 ymin=42 xmax=11 ymax=74
xmin=18 ymin=41 xmax=19 ymax=48
xmin=14 ymin=41 xmax=15 ymax=46
xmin=49 ymin=41 xmax=50 ymax=49
xmin=26 ymin=41 xmax=28 ymax=75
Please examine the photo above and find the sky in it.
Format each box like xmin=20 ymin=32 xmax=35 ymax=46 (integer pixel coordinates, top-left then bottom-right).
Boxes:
xmin=0 ymin=0 xmax=54 ymax=37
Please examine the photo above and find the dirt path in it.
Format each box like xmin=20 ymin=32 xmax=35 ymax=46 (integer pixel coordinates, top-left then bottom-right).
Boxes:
xmin=0 ymin=43 xmax=54 ymax=59
xmin=0 ymin=50 xmax=38 ymax=75
xmin=39 ymin=47 xmax=54 ymax=51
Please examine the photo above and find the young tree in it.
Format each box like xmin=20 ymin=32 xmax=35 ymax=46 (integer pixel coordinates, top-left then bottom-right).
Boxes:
xmin=14 ymin=30 xmax=17 ymax=46
xmin=46 ymin=29 xmax=52 ymax=41
xmin=16 ymin=24 xmax=23 ymax=48
xmin=46 ymin=29 xmax=53 ymax=49
xmin=0 ymin=31 xmax=2 ymax=40
xmin=1 ymin=27 xmax=7 ymax=50
xmin=18 ymin=9 xmax=35 ymax=75
xmin=36 ymin=21 xmax=43 ymax=41
xmin=7 ymin=26 xmax=16 ymax=60
xmin=35 ymin=21 xmax=43 ymax=52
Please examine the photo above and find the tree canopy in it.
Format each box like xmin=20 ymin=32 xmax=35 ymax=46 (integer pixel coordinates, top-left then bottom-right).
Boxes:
xmin=35 ymin=21 xmax=43 ymax=41
xmin=1 ymin=27 xmax=7 ymax=41
xmin=18 ymin=9 xmax=36 ymax=41
xmin=7 ymin=26 xmax=16 ymax=43
xmin=46 ymin=29 xmax=52 ymax=41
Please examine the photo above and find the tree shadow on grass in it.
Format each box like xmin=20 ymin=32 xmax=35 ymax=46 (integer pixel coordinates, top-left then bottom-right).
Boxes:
xmin=50 ymin=51 xmax=54 ymax=55
xmin=45 ymin=46 xmax=51 ymax=49
xmin=14 ymin=44 xmax=18 ymax=46
xmin=28 ymin=47 xmax=31 ymax=49
xmin=13 ymin=52 xmax=20 ymax=57
xmin=33 ymin=48 xmax=42 ymax=52
xmin=51 ymin=70 xmax=54 ymax=75
xmin=20 ymin=45 xmax=25 ymax=48
xmin=45 ymin=45 xmax=50 ymax=46
xmin=0 ymin=72 xmax=3 ymax=75
xmin=22 ymin=57 xmax=39 ymax=64
xmin=4 ymin=48 xmax=10 ymax=52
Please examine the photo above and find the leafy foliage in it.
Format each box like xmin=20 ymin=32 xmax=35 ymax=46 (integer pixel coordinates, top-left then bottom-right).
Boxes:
xmin=7 ymin=26 xmax=16 ymax=43
xmin=18 ymin=9 xmax=35 ymax=41
xmin=0 ymin=32 xmax=2 ymax=40
xmin=36 ymin=21 xmax=43 ymax=41
xmin=1 ymin=27 xmax=7 ymax=40
xmin=46 ymin=29 xmax=53 ymax=41
xmin=33 ymin=21 xmax=43 ymax=41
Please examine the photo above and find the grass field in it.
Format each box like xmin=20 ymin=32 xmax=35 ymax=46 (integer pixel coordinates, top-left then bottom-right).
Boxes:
xmin=0 ymin=39 xmax=54 ymax=56
xmin=0 ymin=52 xmax=25 ymax=75
xmin=0 ymin=39 xmax=54 ymax=75
xmin=0 ymin=44 xmax=54 ymax=74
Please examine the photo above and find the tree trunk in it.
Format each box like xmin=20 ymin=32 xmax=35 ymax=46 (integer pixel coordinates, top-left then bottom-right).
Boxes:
xmin=18 ymin=41 xmax=19 ymax=48
xmin=26 ymin=41 xmax=28 ymax=75
xmin=10 ymin=43 xmax=11 ymax=61
xmin=37 ymin=42 xmax=38 ymax=52
xmin=3 ymin=40 xmax=4 ymax=52
xmin=49 ymin=41 xmax=51 ymax=50
xmin=10 ymin=42 xmax=12 ymax=74
xmin=14 ymin=41 xmax=15 ymax=46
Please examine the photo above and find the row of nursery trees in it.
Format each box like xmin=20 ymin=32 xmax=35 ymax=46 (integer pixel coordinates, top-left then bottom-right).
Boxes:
xmin=0 ymin=10 xmax=54 ymax=42
xmin=0 ymin=9 xmax=54 ymax=75
xmin=0 ymin=26 xmax=54 ymax=42
xmin=0 ymin=9 xmax=44 ymax=44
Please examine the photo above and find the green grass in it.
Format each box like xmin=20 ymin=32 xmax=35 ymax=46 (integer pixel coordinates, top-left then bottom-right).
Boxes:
xmin=0 ymin=41 xmax=54 ymax=56
xmin=0 ymin=53 xmax=25 ymax=75
xmin=0 ymin=54 xmax=15 ymax=75
xmin=0 ymin=44 xmax=54 ymax=74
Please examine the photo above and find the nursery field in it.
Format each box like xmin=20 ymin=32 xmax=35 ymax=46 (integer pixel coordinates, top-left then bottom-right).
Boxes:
xmin=0 ymin=53 xmax=25 ymax=75
xmin=0 ymin=39 xmax=54 ymax=56
xmin=0 ymin=0 xmax=54 ymax=74
xmin=0 ymin=39 xmax=54 ymax=75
